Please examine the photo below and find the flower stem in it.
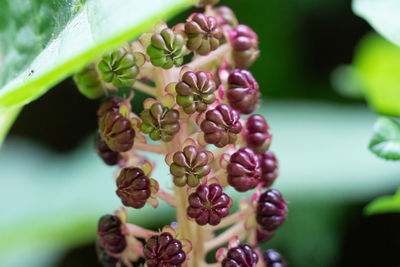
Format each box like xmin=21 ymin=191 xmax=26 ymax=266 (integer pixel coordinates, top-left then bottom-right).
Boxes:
xmin=134 ymin=81 xmax=157 ymax=96
xmin=133 ymin=142 xmax=164 ymax=154
xmin=156 ymin=189 xmax=177 ymax=207
xmin=204 ymin=222 xmax=246 ymax=252
xmin=126 ymin=223 xmax=157 ymax=239
xmin=187 ymin=44 xmax=231 ymax=71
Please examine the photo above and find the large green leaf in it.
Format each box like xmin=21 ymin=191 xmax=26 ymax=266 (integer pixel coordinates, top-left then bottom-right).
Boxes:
xmin=353 ymin=33 xmax=400 ymax=117
xmin=353 ymin=0 xmax=400 ymax=47
xmin=0 ymin=0 xmax=196 ymax=145
xmin=365 ymin=188 xmax=400 ymax=215
xmin=369 ymin=117 xmax=400 ymax=160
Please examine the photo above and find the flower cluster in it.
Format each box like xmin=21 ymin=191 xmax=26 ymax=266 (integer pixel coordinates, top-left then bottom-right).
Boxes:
xmin=75 ymin=0 xmax=288 ymax=266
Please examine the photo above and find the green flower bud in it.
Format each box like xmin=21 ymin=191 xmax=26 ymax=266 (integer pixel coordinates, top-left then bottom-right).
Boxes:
xmin=98 ymin=47 xmax=139 ymax=87
xmin=176 ymin=71 xmax=216 ymax=114
xmin=73 ymin=63 xmax=105 ymax=99
xmin=140 ymin=102 xmax=180 ymax=142
xmin=170 ymin=145 xmax=211 ymax=187
xmin=185 ymin=13 xmax=223 ymax=55
xmin=146 ymin=28 xmax=187 ymax=69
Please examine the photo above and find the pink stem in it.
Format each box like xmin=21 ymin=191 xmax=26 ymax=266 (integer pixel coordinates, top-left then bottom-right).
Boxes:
xmin=210 ymin=208 xmax=252 ymax=231
xmin=134 ymin=142 xmax=164 ymax=154
xmin=204 ymin=222 xmax=246 ymax=252
xmin=156 ymin=189 xmax=177 ymax=207
xmin=126 ymin=223 xmax=157 ymax=239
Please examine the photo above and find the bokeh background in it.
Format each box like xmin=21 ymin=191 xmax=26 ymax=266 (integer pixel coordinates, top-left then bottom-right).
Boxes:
xmin=2 ymin=0 xmax=400 ymax=266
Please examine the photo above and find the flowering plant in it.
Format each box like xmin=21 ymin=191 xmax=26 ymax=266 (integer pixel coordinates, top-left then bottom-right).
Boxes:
xmin=75 ymin=1 xmax=288 ymax=266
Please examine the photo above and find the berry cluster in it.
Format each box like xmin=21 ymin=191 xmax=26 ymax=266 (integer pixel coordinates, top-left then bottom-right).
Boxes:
xmin=74 ymin=0 xmax=288 ymax=266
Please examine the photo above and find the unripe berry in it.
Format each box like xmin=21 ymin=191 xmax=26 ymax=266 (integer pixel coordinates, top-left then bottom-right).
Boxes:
xmin=116 ymin=168 xmax=151 ymax=209
xmin=259 ymin=151 xmax=279 ymax=187
xmin=143 ymin=232 xmax=186 ymax=266
xmin=176 ymin=70 xmax=216 ymax=114
xmin=227 ymin=69 xmax=260 ymax=114
xmin=227 ymin=147 xmax=261 ymax=192
xmin=95 ymin=130 xmax=120 ymax=165
xmin=231 ymin=24 xmax=259 ymax=69
xmin=200 ymin=104 xmax=242 ymax=148
xmin=263 ymin=249 xmax=287 ymax=267
xmin=185 ymin=13 xmax=223 ymax=55
xmin=98 ymin=111 xmax=135 ymax=152
xmin=187 ymin=183 xmax=231 ymax=225
xmin=98 ymin=47 xmax=139 ymax=87
xmin=170 ymin=145 xmax=211 ymax=187
xmin=215 ymin=6 xmax=238 ymax=28
xmin=147 ymin=28 xmax=187 ymax=69
xmin=73 ymin=63 xmax=105 ymax=99
xmin=140 ymin=102 xmax=180 ymax=142
xmin=222 ymin=244 xmax=258 ymax=267
xmin=97 ymin=96 xmax=122 ymax=118
xmin=245 ymin=114 xmax=271 ymax=154
xmin=256 ymin=189 xmax=287 ymax=231
xmin=97 ymin=215 xmax=126 ymax=254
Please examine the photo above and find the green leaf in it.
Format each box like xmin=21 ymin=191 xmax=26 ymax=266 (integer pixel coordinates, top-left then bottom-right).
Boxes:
xmin=369 ymin=117 xmax=400 ymax=160
xmin=0 ymin=0 xmax=196 ymax=145
xmin=365 ymin=188 xmax=400 ymax=215
xmin=353 ymin=33 xmax=400 ymax=117
xmin=353 ymin=0 xmax=400 ymax=47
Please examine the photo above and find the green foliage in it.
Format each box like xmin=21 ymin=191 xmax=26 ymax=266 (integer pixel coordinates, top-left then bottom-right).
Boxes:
xmin=0 ymin=0 xmax=195 ymax=146
xmin=353 ymin=0 xmax=400 ymax=47
xmin=369 ymin=117 xmax=400 ymax=161
xmin=353 ymin=34 xmax=400 ymax=117
xmin=365 ymin=188 xmax=400 ymax=215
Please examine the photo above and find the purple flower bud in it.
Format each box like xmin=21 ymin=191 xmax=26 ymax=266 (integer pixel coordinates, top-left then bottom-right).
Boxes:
xmin=230 ymin=24 xmax=259 ymax=69
xmin=245 ymin=114 xmax=271 ymax=153
xmin=170 ymin=145 xmax=211 ymax=187
xmin=98 ymin=111 xmax=135 ymax=152
xmin=222 ymin=244 xmax=258 ymax=267
xmin=215 ymin=6 xmax=238 ymax=28
xmin=263 ymin=249 xmax=287 ymax=267
xmin=94 ymin=130 xmax=120 ymax=166
xmin=116 ymin=168 xmax=151 ymax=209
xmin=200 ymin=104 xmax=242 ymax=148
xmin=256 ymin=189 xmax=287 ymax=231
xmin=143 ymin=232 xmax=186 ymax=266
xmin=97 ymin=96 xmax=122 ymax=118
xmin=227 ymin=147 xmax=261 ymax=192
xmin=259 ymin=151 xmax=279 ymax=188
xmin=185 ymin=13 xmax=223 ymax=55
xmin=97 ymin=215 xmax=126 ymax=254
xmin=227 ymin=69 xmax=260 ymax=114
xmin=187 ymin=183 xmax=232 ymax=225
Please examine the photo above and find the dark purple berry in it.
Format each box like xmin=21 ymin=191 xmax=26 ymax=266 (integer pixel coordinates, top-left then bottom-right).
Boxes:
xmin=227 ymin=147 xmax=261 ymax=192
xmin=200 ymin=104 xmax=242 ymax=148
xmin=245 ymin=114 xmax=271 ymax=154
xmin=256 ymin=189 xmax=287 ymax=231
xmin=263 ymin=249 xmax=287 ymax=267
xmin=176 ymin=71 xmax=217 ymax=114
xmin=170 ymin=145 xmax=211 ymax=187
xmin=97 ymin=96 xmax=122 ymax=118
xmin=143 ymin=232 xmax=186 ymax=266
xmin=95 ymin=130 xmax=120 ymax=165
xmin=259 ymin=151 xmax=279 ymax=187
xmin=97 ymin=215 xmax=126 ymax=254
xmin=222 ymin=244 xmax=258 ymax=267
xmin=187 ymin=183 xmax=231 ymax=225
xmin=116 ymin=168 xmax=151 ymax=209
xmin=98 ymin=111 xmax=135 ymax=152
xmin=227 ymin=69 xmax=260 ymax=114
xmin=185 ymin=13 xmax=223 ymax=55
xmin=231 ymin=25 xmax=259 ymax=69
xmin=96 ymin=239 xmax=120 ymax=267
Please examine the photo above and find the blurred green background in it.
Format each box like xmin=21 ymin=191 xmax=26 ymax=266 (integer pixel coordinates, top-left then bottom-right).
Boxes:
xmin=2 ymin=0 xmax=400 ymax=266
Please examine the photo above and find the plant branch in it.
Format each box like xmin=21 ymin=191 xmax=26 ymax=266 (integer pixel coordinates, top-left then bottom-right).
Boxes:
xmin=204 ymin=222 xmax=246 ymax=252
xmin=133 ymin=142 xmax=164 ymax=154
xmin=156 ymin=189 xmax=177 ymax=207
xmin=187 ymin=44 xmax=231 ymax=71
xmin=126 ymin=223 xmax=157 ymax=239
xmin=134 ymin=81 xmax=157 ymax=96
